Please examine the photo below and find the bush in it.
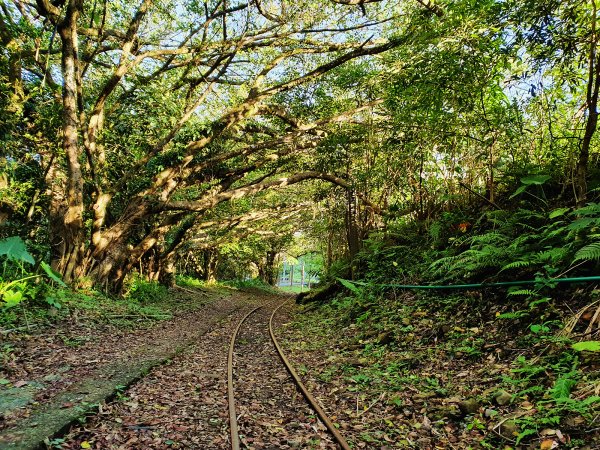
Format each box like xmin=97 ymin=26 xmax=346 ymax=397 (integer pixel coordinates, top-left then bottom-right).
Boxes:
xmin=124 ymin=275 xmax=168 ymax=303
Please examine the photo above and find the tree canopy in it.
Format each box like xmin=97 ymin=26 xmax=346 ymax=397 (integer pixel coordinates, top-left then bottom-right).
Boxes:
xmin=0 ymin=0 xmax=598 ymax=290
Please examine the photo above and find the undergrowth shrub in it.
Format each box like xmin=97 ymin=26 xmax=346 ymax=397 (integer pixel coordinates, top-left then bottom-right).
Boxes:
xmin=0 ymin=236 xmax=66 ymax=321
xmin=176 ymin=275 xmax=207 ymax=288
xmin=124 ymin=274 xmax=169 ymax=303
xmin=224 ymin=277 xmax=278 ymax=292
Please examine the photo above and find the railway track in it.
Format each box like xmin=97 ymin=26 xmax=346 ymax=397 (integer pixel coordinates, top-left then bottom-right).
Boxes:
xmin=227 ymin=297 xmax=351 ymax=450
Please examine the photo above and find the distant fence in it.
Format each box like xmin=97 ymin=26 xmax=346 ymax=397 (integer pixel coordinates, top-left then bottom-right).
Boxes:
xmin=278 ymin=262 xmax=319 ymax=288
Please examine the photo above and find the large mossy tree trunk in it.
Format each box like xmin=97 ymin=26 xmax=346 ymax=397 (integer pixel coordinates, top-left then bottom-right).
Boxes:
xmin=201 ymin=248 xmax=219 ymax=283
xmin=51 ymin=0 xmax=86 ymax=283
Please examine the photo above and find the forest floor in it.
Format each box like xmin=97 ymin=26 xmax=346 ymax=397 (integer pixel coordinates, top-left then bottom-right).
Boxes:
xmin=1 ymin=286 xmax=598 ymax=449
xmin=0 ymin=286 xmax=251 ymax=449
xmin=282 ymin=289 xmax=600 ymax=450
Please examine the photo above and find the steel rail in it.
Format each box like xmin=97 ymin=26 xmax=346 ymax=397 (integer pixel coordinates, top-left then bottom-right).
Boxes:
xmin=227 ymin=305 xmax=262 ymax=450
xmin=268 ymin=298 xmax=352 ymax=450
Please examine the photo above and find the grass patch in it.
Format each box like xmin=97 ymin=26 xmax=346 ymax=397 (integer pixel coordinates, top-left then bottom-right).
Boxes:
xmin=222 ymin=278 xmax=279 ymax=293
xmin=0 ymin=279 xmax=215 ymax=333
xmin=277 ymin=285 xmax=310 ymax=294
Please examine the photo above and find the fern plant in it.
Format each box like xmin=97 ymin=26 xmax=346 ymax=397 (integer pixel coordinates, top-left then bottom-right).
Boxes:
xmin=428 ymin=203 xmax=600 ymax=283
xmin=573 ymin=242 xmax=600 ymax=262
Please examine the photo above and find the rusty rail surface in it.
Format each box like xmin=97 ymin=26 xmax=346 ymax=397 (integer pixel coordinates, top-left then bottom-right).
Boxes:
xmin=227 ymin=305 xmax=262 ymax=450
xmin=269 ymin=298 xmax=351 ymax=450
xmin=227 ymin=297 xmax=351 ymax=450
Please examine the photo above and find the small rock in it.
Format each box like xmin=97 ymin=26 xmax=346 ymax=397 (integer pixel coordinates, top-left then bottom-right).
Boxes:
xmin=343 ymin=357 xmax=363 ymax=367
xmin=495 ymin=390 xmax=512 ymax=406
xmin=484 ymin=408 xmax=498 ymax=418
xmin=430 ymin=404 xmax=460 ymax=420
xmin=43 ymin=374 xmax=62 ymax=382
xmin=499 ymin=420 xmax=519 ymax=437
xmin=377 ymin=331 xmax=394 ymax=345
xmin=414 ymin=392 xmax=436 ymax=401
xmin=458 ymin=398 xmax=480 ymax=415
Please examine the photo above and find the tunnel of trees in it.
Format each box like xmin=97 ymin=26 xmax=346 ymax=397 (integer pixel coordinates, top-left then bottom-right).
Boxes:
xmin=0 ymin=0 xmax=599 ymax=291
xmin=3 ymin=1 xmax=600 ymax=447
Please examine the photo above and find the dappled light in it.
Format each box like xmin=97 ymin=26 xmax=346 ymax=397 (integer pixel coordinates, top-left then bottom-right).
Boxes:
xmin=1 ymin=0 xmax=600 ymax=448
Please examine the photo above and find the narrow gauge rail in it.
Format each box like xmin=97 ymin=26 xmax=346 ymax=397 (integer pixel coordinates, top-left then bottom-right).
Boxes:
xmin=226 ymin=298 xmax=351 ymax=450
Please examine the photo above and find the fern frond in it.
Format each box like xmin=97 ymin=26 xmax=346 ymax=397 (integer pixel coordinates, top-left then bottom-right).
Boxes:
xmin=429 ymin=255 xmax=461 ymax=272
xmin=465 ymin=232 xmax=508 ymax=247
xmin=568 ymin=217 xmax=600 ymax=231
xmin=516 ymin=222 xmax=539 ymax=231
xmin=535 ymin=247 xmax=568 ymax=264
xmin=572 ymin=203 xmax=600 ymax=217
xmin=542 ymin=226 xmax=568 ymax=240
xmin=573 ymin=242 xmax=600 ymax=262
xmin=510 ymin=233 xmax=538 ymax=248
xmin=507 ymin=289 xmax=536 ymax=296
xmin=501 ymin=260 xmax=531 ymax=271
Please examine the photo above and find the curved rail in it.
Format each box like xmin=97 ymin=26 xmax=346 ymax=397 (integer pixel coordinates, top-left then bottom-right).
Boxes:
xmin=227 ymin=305 xmax=262 ymax=450
xmin=269 ymin=298 xmax=352 ymax=450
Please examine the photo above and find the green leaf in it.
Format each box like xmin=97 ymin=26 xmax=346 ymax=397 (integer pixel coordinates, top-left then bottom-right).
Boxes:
xmin=2 ymin=289 xmax=23 ymax=309
xmin=337 ymin=278 xmax=362 ymax=294
xmin=0 ymin=236 xmax=34 ymax=265
xmin=520 ymin=174 xmax=550 ymax=185
xmin=509 ymin=184 xmax=528 ymax=199
xmin=550 ymin=373 xmax=576 ymax=400
xmin=572 ymin=341 xmax=600 ymax=352
xmin=528 ymin=297 xmax=551 ymax=308
xmin=507 ymin=289 xmax=535 ymax=297
xmin=45 ymin=296 xmax=62 ymax=309
xmin=582 ymin=396 xmax=600 ymax=405
xmin=41 ymin=262 xmax=67 ymax=287
xmin=549 ymin=207 xmax=570 ymax=219
xmin=530 ymin=324 xmax=549 ymax=334
xmin=497 ymin=310 xmax=528 ymax=319
xmin=516 ymin=428 xmax=538 ymax=444
xmin=568 ymin=217 xmax=600 ymax=231
xmin=501 ymin=260 xmax=530 ymax=271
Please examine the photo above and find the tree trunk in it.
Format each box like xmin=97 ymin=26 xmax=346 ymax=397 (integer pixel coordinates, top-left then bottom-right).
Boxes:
xmin=345 ymin=189 xmax=360 ymax=260
xmin=259 ymin=251 xmax=278 ymax=285
xmin=201 ymin=248 xmax=219 ymax=283
xmin=84 ymin=199 xmax=156 ymax=290
xmin=49 ymin=1 xmax=85 ymax=282
xmin=158 ymin=251 xmax=177 ymax=287
xmin=577 ymin=9 xmax=600 ymax=206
